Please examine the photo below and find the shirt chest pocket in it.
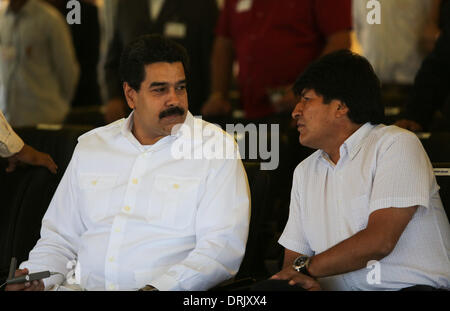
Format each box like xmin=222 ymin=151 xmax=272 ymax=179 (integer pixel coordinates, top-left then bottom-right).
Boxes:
xmin=148 ymin=175 xmax=200 ymax=230
xmin=79 ymin=174 xmax=118 ymax=222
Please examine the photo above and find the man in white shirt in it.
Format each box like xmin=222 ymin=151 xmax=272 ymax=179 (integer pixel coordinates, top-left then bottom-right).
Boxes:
xmin=6 ymin=35 xmax=250 ymax=291
xmin=1 ymin=110 xmax=57 ymax=173
xmin=353 ymin=0 xmax=436 ymax=86
xmin=269 ymin=50 xmax=450 ymax=291
xmin=0 ymin=0 xmax=79 ymax=126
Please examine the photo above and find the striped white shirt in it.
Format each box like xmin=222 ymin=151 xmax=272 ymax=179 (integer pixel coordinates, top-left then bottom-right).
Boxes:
xmin=279 ymin=123 xmax=450 ymax=290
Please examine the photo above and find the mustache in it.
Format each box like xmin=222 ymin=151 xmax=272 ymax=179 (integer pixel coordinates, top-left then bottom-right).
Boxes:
xmin=159 ymin=106 xmax=185 ymax=119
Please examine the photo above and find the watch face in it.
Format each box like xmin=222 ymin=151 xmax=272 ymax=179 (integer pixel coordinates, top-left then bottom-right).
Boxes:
xmin=293 ymin=256 xmax=308 ymax=271
xmin=294 ymin=256 xmax=307 ymax=266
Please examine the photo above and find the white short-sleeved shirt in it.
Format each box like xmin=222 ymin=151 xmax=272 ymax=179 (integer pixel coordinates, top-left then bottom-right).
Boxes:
xmin=279 ymin=123 xmax=450 ymax=290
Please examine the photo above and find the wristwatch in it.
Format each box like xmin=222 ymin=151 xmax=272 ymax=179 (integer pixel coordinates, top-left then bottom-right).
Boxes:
xmin=293 ymin=255 xmax=311 ymax=277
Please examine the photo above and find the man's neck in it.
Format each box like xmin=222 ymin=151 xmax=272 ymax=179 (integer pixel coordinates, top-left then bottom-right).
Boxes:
xmin=9 ymin=0 xmax=29 ymax=13
xmin=132 ymin=125 xmax=165 ymax=146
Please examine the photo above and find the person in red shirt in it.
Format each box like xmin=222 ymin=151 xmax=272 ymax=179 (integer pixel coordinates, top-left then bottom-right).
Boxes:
xmin=202 ymin=0 xmax=353 ymax=120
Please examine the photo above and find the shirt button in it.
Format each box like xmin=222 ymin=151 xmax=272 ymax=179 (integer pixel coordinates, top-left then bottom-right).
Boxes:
xmin=108 ymin=257 xmax=115 ymax=262
xmin=114 ymin=227 xmax=121 ymax=233
xmin=109 ymin=284 xmax=116 ymax=290
xmin=124 ymin=206 xmax=131 ymax=212
xmin=132 ymin=178 xmax=138 ymax=185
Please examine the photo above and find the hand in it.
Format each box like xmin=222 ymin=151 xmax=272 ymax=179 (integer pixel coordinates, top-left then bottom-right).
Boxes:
xmin=7 ymin=144 xmax=58 ymax=174
xmin=270 ymin=267 xmax=321 ymax=291
xmin=201 ymin=93 xmax=232 ymax=117
xmin=394 ymin=119 xmax=423 ymax=132
xmin=5 ymin=268 xmax=45 ymax=291
xmin=104 ymin=98 xmax=128 ymax=124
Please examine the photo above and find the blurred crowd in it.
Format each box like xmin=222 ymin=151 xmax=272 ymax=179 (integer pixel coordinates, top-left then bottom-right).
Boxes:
xmin=0 ymin=0 xmax=449 ymax=132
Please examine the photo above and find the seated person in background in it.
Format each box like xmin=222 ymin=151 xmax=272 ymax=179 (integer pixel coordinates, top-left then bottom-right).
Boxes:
xmin=6 ymin=35 xmax=250 ymax=291
xmin=269 ymin=50 xmax=450 ymax=291
xmin=1 ymin=110 xmax=57 ymax=174
xmin=395 ymin=0 xmax=450 ymax=132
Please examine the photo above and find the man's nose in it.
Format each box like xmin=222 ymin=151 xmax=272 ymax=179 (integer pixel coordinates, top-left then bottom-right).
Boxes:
xmin=166 ymin=87 xmax=179 ymax=106
xmin=292 ymin=101 xmax=303 ymax=120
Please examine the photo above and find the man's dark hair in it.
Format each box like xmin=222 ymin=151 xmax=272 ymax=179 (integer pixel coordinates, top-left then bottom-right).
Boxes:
xmin=119 ymin=34 xmax=190 ymax=91
xmin=292 ymin=49 xmax=384 ymax=125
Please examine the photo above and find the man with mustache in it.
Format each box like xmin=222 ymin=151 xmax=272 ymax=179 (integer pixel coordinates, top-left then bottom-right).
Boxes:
xmin=6 ymin=35 xmax=250 ymax=291
xmin=266 ymin=50 xmax=450 ymax=291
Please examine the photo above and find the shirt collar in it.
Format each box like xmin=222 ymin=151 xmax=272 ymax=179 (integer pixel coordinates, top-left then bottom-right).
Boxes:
xmin=341 ymin=122 xmax=375 ymax=160
xmin=318 ymin=122 xmax=374 ymax=165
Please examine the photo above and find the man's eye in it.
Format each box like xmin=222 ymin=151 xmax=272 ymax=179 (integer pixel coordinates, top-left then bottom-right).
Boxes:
xmin=176 ymin=85 xmax=187 ymax=91
xmin=153 ymin=88 xmax=166 ymax=93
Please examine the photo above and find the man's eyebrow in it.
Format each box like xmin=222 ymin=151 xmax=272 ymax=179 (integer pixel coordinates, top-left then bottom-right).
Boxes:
xmin=149 ymin=82 xmax=168 ymax=88
xmin=149 ymin=80 xmax=187 ymax=88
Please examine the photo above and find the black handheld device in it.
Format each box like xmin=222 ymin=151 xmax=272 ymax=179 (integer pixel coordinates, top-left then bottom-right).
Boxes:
xmin=6 ymin=257 xmax=52 ymax=285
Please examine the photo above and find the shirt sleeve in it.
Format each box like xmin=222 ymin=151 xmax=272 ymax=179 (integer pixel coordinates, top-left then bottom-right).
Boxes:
xmin=0 ymin=110 xmax=24 ymax=157
xmin=369 ymin=130 xmax=436 ymax=214
xmin=47 ymin=11 xmax=80 ymax=103
xmin=314 ymin=0 xmax=353 ymax=37
xmin=150 ymin=152 xmax=250 ymax=290
xmin=19 ymin=146 xmax=85 ymax=290
xmin=278 ymin=167 xmax=314 ymax=257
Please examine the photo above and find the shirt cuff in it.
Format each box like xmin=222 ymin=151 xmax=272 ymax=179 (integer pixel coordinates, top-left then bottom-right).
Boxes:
xmin=149 ymin=273 xmax=180 ymax=291
xmin=1 ymin=131 xmax=24 ymax=157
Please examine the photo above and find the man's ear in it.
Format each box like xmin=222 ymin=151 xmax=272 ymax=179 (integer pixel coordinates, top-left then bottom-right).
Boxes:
xmin=334 ymin=100 xmax=349 ymax=118
xmin=123 ymin=82 xmax=137 ymax=110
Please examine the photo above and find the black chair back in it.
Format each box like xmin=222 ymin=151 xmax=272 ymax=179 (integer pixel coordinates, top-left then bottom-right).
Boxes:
xmin=235 ymin=162 xmax=272 ymax=280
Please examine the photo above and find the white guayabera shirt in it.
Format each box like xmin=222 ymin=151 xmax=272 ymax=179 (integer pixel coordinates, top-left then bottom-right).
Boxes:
xmin=279 ymin=123 xmax=450 ymax=290
xmin=20 ymin=112 xmax=250 ymax=291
